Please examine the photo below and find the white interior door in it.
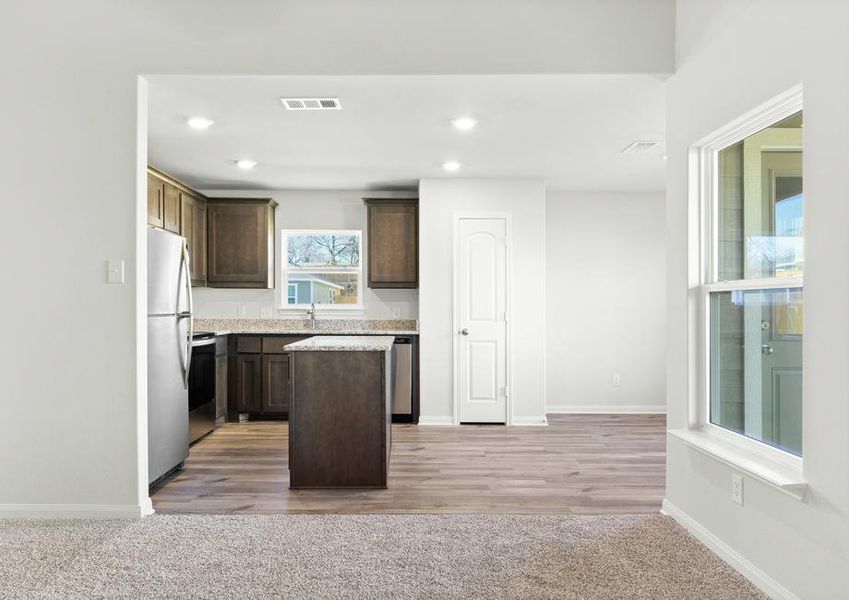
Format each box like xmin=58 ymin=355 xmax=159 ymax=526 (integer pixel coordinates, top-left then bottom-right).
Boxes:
xmin=456 ymin=217 xmax=508 ymax=423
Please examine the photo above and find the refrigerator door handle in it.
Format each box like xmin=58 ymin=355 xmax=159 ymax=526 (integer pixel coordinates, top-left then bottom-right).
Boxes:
xmin=179 ymin=243 xmax=194 ymax=389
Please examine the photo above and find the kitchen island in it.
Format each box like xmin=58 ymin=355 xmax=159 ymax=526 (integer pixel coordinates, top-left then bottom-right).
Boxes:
xmin=284 ymin=336 xmax=394 ymax=489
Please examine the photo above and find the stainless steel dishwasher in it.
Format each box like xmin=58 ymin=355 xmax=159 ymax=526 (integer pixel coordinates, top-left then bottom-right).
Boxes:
xmin=392 ymin=337 xmax=413 ymax=420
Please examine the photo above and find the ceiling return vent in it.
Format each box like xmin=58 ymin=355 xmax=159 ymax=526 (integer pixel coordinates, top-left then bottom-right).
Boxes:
xmin=280 ymin=97 xmax=342 ymax=111
xmin=621 ymin=140 xmax=660 ymax=154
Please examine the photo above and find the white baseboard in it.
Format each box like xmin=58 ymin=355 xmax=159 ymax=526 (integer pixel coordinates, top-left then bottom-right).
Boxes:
xmin=511 ymin=415 xmax=549 ymax=426
xmin=417 ymin=416 xmax=549 ymax=426
xmin=417 ymin=416 xmax=455 ymax=425
xmin=0 ymin=503 xmax=152 ymax=520
xmin=546 ymin=404 xmax=666 ymax=415
xmin=661 ymin=499 xmax=798 ymax=600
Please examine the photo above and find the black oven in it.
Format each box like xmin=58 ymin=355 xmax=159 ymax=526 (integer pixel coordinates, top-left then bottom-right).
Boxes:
xmin=188 ymin=333 xmax=216 ymax=443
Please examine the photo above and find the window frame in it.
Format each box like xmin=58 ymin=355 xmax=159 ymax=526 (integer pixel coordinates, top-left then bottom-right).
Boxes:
xmin=691 ymin=85 xmax=804 ymax=470
xmin=279 ymin=228 xmax=364 ymax=312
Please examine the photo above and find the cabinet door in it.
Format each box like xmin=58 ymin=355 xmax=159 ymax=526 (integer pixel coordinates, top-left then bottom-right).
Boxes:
xmin=180 ymin=193 xmax=207 ymax=286
xmin=147 ymin=173 xmax=164 ymax=228
xmin=163 ymin=183 xmax=181 ymax=233
xmin=192 ymin=200 xmax=207 ymax=285
xmin=236 ymin=354 xmax=262 ymax=412
xmin=366 ymin=200 xmax=418 ymax=288
xmin=180 ymin=192 xmax=195 ymax=263
xmin=215 ymin=353 xmax=228 ymax=423
xmin=262 ymin=354 xmax=290 ymax=413
xmin=207 ymin=201 xmax=274 ymax=288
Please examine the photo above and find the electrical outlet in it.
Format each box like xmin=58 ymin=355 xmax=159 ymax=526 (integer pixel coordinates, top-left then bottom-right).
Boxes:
xmin=260 ymin=306 xmax=273 ymax=318
xmin=106 ymin=259 xmax=124 ymax=284
xmin=731 ymin=473 xmax=744 ymax=505
xmin=612 ymin=373 xmax=621 ymax=387
xmin=392 ymin=307 xmax=400 ymax=318
xmin=238 ymin=304 xmax=247 ymax=317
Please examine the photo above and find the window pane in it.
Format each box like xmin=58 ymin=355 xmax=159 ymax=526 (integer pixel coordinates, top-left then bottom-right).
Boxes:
xmin=710 ymin=288 xmax=803 ymax=455
xmin=286 ymin=233 xmax=360 ymax=268
xmin=717 ymin=111 xmax=803 ymax=280
xmin=284 ymin=273 xmax=359 ymax=306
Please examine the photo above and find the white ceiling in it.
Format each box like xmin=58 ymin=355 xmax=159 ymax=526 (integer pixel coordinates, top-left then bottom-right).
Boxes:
xmin=148 ymin=75 xmax=666 ymax=192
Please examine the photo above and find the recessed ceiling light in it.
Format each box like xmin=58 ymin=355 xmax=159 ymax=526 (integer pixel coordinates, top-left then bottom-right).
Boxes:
xmin=451 ymin=116 xmax=478 ymax=131
xmin=187 ymin=116 xmax=214 ymax=130
xmin=236 ymin=159 xmax=257 ymax=170
xmin=442 ymin=161 xmax=462 ymax=172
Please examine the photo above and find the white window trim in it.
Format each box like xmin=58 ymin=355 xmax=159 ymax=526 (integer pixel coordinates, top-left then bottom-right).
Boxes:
xmin=279 ymin=229 xmax=364 ymax=312
xmin=672 ymin=84 xmax=808 ymax=500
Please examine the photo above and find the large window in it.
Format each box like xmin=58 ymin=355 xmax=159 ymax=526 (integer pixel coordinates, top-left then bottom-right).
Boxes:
xmin=281 ymin=230 xmax=362 ymax=309
xmin=703 ymin=108 xmax=804 ymax=456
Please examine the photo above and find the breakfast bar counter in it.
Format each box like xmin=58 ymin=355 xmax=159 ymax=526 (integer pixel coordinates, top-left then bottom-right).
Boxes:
xmin=284 ymin=336 xmax=394 ymax=488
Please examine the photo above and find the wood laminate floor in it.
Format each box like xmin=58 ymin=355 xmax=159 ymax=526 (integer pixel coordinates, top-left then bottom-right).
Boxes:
xmin=151 ymin=414 xmax=666 ymax=515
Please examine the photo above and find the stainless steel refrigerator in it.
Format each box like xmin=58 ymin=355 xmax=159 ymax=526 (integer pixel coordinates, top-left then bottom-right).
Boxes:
xmin=147 ymin=227 xmax=193 ymax=485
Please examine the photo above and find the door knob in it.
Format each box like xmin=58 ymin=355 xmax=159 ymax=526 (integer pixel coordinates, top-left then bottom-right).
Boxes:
xmin=761 ymin=344 xmax=773 ymax=356
xmin=461 ymin=328 xmax=470 ymax=336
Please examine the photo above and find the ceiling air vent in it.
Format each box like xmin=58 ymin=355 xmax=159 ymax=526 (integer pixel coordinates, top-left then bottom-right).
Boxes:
xmin=280 ymin=97 xmax=342 ymax=111
xmin=622 ymin=140 xmax=660 ymax=154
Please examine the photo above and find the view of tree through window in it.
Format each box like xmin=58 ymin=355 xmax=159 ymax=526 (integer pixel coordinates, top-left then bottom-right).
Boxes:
xmin=287 ymin=233 xmax=360 ymax=268
xmin=282 ymin=231 xmax=362 ymax=307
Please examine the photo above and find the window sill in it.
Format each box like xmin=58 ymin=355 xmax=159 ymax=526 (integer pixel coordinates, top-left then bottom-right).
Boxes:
xmin=668 ymin=428 xmax=808 ymax=501
xmin=277 ymin=307 xmax=365 ymax=315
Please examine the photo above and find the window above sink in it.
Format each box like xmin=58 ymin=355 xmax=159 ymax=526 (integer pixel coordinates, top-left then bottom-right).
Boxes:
xmin=281 ymin=230 xmax=363 ymax=311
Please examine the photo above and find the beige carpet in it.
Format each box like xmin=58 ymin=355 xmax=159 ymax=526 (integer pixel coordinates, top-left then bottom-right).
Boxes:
xmin=0 ymin=513 xmax=765 ymax=599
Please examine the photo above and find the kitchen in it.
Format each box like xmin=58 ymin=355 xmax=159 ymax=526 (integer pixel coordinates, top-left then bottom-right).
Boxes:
xmin=146 ymin=166 xmax=421 ymax=501
xmin=142 ymin=74 xmax=667 ymax=514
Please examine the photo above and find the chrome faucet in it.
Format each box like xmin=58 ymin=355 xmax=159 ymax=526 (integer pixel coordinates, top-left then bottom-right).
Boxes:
xmin=306 ymin=303 xmax=316 ymax=326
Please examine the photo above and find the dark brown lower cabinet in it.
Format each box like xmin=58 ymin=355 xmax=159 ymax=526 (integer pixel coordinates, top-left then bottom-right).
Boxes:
xmin=262 ymin=354 xmax=291 ymax=413
xmin=230 ymin=335 xmax=305 ymax=419
xmin=289 ymin=349 xmax=390 ymax=488
xmin=236 ymin=354 xmax=262 ymax=413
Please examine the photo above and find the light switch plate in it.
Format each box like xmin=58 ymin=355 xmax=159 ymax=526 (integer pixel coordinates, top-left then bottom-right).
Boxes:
xmin=612 ymin=373 xmax=622 ymax=387
xmin=107 ymin=259 xmax=124 ymax=284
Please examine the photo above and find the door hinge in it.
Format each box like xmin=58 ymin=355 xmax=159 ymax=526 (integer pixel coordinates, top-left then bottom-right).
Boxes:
xmin=499 ymin=386 xmax=508 ymax=398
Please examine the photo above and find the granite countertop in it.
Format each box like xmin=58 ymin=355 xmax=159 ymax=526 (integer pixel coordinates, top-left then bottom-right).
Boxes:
xmin=284 ymin=336 xmax=395 ymax=352
xmin=193 ymin=318 xmax=418 ymax=336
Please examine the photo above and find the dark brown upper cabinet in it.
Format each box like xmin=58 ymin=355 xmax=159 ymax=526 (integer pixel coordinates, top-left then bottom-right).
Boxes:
xmin=181 ymin=192 xmax=207 ymax=286
xmin=163 ymin=182 xmax=181 ymax=233
xmin=363 ymin=198 xmax=418 ymax=288
xmin=147 ymin=167 xmax=208 ymax=287
xmin=147 ymin=173 xmax=165 ymax=228
xmin=206 ymin=198 xmax=277 ymax=289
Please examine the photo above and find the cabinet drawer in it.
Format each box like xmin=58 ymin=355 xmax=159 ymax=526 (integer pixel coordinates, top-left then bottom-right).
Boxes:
xmin=262 ymin=336 xmax=308 ymax=354
xmin=237 ymin=336 xmax=262 ymax=353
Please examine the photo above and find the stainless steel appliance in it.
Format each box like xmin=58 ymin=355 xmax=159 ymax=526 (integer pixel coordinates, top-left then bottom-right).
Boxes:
xmin=391 ymin=337 xmax=413 ymax=421
xmin=147 ymin=227 xmax=193 ymax=485
xmin=188 ymin=332 xmax=216 ymax=443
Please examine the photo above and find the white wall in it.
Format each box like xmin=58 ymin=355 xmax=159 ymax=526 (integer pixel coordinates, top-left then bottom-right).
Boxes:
xmin=192 ymin=189 xmax=418 ymax=320
xmin=545 ymin=191 xmax=666 ymax=413
xmin=419 ymin=179 xmax=547 ymax=425
xmin=666 ymin=1 xmax=849 ymax=597
xmin=0 ymin=0 xmax=674 ymax=517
